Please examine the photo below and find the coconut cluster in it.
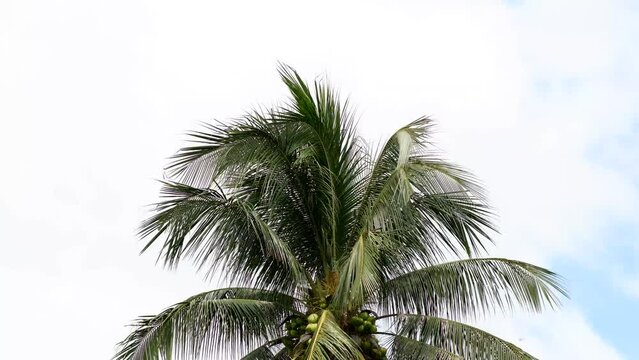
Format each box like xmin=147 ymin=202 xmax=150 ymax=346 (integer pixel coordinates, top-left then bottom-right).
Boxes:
xmin=282 ymin=311 xmax=387 ymax=359
xmin=348 ymin=312 xmax=387 ymax=359
xmin=348 ymin=312 xmax=377 ymax=334
xmin=283 ymin=314 xmax=312 ymax=349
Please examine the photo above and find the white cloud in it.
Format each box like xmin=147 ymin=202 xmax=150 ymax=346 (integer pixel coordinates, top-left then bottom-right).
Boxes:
xmin=0 ymin=0 xmax=635 ymax=358
xmin=478 ymin=308 xmax=625 ymax=360
xmin=611 ymin=240 xmax=639 ymax=299
xmin=618 ymin=278 xmax=639 ymax=299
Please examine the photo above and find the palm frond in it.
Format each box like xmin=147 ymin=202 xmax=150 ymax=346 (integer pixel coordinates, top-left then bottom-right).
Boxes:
xmin=299 ymin=310 xmax=364 ymax=360
xmin=114 ymin=288 xmax=302 ymax=360
xmin=393 ymin=314 xmax=537 ymax=359
xmin=240 ymin=338 xmax=286 ymax=360
xmin=273 ymin=349 xmax=292 ymax=360
xmin=139 ymin=181 xmax=309 ymax=293
xmin=360 ymin=118 xmax=435 ymax=216
xmin=240 ymin=346 xmax=276 ymax=360
xmin=409 ymin=157 xmax=496 ymax=256
xmin=333 ymin=232 xmax=384 ymax=311
xmin=277 ymin=64 xmax=368 ymax=269
xmin=165 ymin=113 xmax=326 ymax=276
xmin=357 ymin=118 xmax=495 ymax=260
xmin=166 ymin=121 xmax=227 ymax=188
xmin=376 ymin=258 xmax=567 ymax=320
xmin=384 ymin=334 xmax=462 ymax=360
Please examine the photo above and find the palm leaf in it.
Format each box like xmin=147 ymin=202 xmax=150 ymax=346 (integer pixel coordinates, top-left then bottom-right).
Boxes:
xmin=299 ymin=310 xmax=364 ymax=360
xmin=409 ymin=158 xmax=495 ymax=256
xmin=356 ymin=118 xmax=495 ymax=265
xmin=241 ymin=347 xmax=276 ymax=360
xmin=166 ymin=113 xmax=325 ymax=276
xmin=333 ymin=232 xmax=385 ymax=311
xmin=393 ymin=314 xmax=537 ymax=359
xmin=114 ymin=288 xmax=302 ymax=360
xmin=240 ymin=338 xmax=286 ymax=360
xmin=385 ymin=334 xmax=462 ymax=360
xmin=376 ymin=258 xmax=567 ymax=320
xmin=277 ymin=64 xmax=367 ymax=269
xmin=139 ymin=181 xmax=309 ymax=293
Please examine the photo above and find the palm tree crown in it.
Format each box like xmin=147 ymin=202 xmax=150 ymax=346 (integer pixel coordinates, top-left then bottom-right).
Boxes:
xmin=115 ymin=65 xmax=567 ymax=360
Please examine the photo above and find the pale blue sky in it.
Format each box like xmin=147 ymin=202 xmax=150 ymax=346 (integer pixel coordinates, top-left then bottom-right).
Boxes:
xmin=0 ymin=0 xmax=637 ymax=359
xmin=503 ymin=2 xmax=639 ymax=356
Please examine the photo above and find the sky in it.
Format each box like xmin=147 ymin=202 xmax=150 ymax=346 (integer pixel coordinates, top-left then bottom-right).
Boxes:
xmin=1 ymin=0 xmax=638 ymax=359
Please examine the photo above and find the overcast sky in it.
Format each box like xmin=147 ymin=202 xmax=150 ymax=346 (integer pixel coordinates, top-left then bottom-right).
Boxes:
xmin=1 ymin=0 xmax=638 ymax=359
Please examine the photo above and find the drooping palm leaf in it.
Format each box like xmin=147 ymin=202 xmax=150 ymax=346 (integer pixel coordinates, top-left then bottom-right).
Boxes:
xmin=385 ymin=333 xmax=462 ymax=360
xmin=239 ymin=338 xmax=286 ymax=360
xmin=115 ymin=288 xmax=302 ymax=360
xmin=356 ymin=118 xmax=495 ymax=264
xmin=393 ymin=314 xmax=537 ymax=359
xmin=376 ymin=258 xmax=567 ymax=320
xmin=139 ymin=181 xmax=309 ymax=293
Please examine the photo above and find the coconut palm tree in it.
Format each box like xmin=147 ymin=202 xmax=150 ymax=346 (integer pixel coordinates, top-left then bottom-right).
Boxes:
xmin=114 ymin=65 xmax=566 ymax=360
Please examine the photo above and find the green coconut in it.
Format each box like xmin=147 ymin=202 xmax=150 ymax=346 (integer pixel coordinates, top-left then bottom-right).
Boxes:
xmin=362 ymin=340 xmax=371 ymax=350
xmin=307 ymin=313 xmax=319 ymax=323
xmin=363 ymin=322 xmax=372 ymax=333
xmin=305 ymin=323 xmax=318 ymax=333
